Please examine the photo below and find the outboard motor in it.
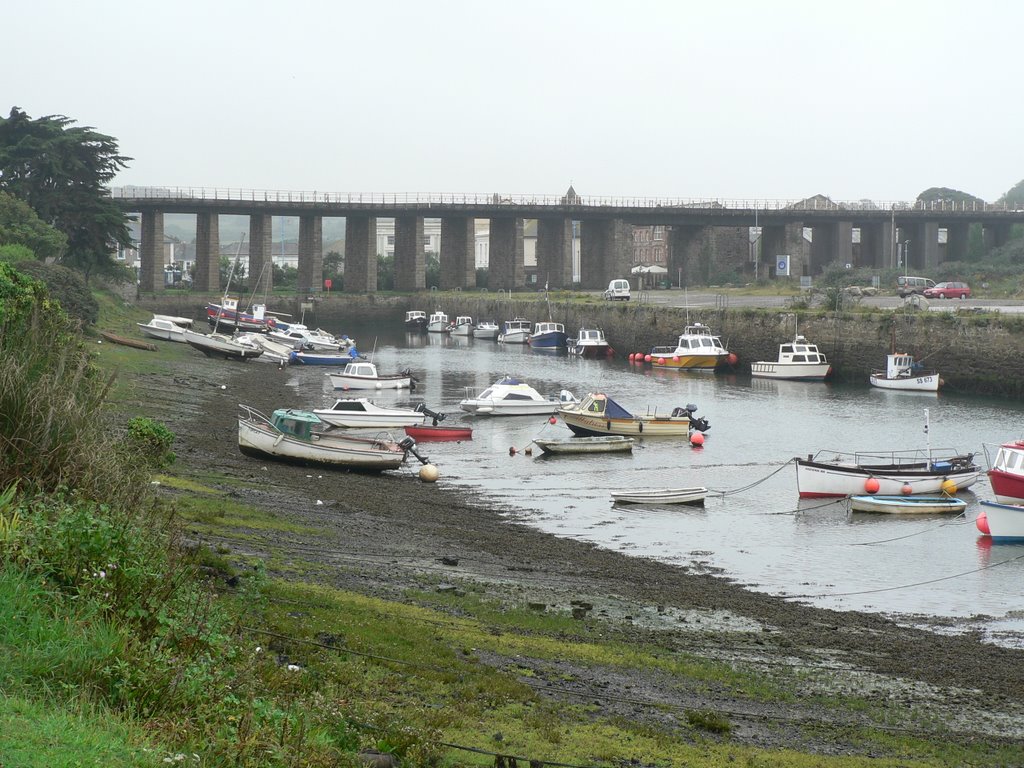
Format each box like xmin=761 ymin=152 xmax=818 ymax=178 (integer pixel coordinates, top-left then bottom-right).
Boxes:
xmin=687 ymin=404 xmax=710 ymax=433
xmin=414 ymin=403 xmax=447 ymax=426
xmin=400 ymin=368 xmax=419 ymax=391
xmin=398 ymin=435 xmax=430 ymax=465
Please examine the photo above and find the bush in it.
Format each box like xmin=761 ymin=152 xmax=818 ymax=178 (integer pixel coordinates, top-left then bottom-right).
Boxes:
xmin=10 ymin=260 xmax=99 ymax=327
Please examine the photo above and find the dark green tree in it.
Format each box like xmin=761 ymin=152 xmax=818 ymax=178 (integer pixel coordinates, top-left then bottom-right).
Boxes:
xmin=999 ymin=179 xmax=1024 ymax=205
xmin=0 ymin=190 xmax=67 ymax=259
xmin=916 ymin=187 xmax=985 ymax=205
xmin=0 ymin=107 xmax=132 ymax=282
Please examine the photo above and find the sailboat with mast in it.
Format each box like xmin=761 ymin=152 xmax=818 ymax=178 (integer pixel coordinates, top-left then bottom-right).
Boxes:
xmin=182 ymin=234 xmax=266 ymax=361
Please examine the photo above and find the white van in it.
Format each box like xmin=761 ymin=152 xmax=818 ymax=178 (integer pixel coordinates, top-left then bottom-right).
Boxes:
xmin=603 ymin=279 xmax=631 ymax=301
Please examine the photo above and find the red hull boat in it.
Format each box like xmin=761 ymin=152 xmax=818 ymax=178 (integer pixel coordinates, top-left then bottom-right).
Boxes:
xmin=404 ymin=424 xmax=472 ymax=441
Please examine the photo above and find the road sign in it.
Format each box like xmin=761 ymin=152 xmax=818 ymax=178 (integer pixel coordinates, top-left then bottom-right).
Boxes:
xmin=776 ymin=255 xmax=790 ymax=276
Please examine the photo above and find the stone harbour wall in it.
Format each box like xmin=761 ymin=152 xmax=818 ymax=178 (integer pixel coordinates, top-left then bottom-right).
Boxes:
xmin=138 ymin=292 xmax=1024 ymax=398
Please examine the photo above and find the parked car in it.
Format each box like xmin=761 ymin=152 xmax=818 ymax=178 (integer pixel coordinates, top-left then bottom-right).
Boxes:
xmin=603 ymin=279 xmax=631 ymax=301
xmin=924 ymin=281 xmax=971 ymax=299
xmin=896 ymin=275 xmax=936 ymax=297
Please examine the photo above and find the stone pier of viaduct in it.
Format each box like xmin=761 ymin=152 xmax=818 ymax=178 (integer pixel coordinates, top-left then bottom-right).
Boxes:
xmin=117 ymin=189 xmax=1024 ymax=294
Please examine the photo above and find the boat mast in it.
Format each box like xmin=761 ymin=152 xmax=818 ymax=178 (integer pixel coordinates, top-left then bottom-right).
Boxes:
xmin=924 ymin=407 xmax=931 ymax=466
xmin=215 ymin=233 xmax=246 ymax=336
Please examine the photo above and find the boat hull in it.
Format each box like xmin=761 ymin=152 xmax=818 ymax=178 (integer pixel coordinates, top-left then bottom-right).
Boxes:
xmin=795 ymin=457 xmax=980 ymax=498
xmin=977 ymin=500 xmax=1024 ymax=539
xmin=237 ymin=419 xmax=406 ymax=470
xmin=611 ymin=487 xmax=708 ymax=505
xmin=648 ymin=352 xmax=727 ymax=370
xmin=528 ymin=332 xmax=569 ymax=349
xmin=988 ymin=467 xmax=1024 ymax=505
xmin=472 ymin=324 xmax=500 ymax=340
xmin=559 ymin=411 xmax=692 ymax=437
xmin=533 ymin=436 xmax=634 ymax=454
xmin=327 ymin=373 xmax=412 ymax=390
xmin=751 ymin=362 xmax=831 ymax=381
xmin=572 ymin=343 xmax=612 ymax=358
xmin=137 ymin=321 xmax=188 ymax=343
xmin=460 ymin=401 xmax=559 ymax=416
xmin=869 ymin=373 xmax=940 ymax=391
xmin=290 ymin=351 xmax=359 ymax=366
xmin=404 ymin=424 xmax=473 ymax=441
xmin=313 ymin=403 xmax=425 ymax=429
xmin=848 ymin=495 xmax=967 ymax=514
xmin=498 ymin=331 xmax=530 ymax=344
xmin=182 ymin=330 xmax=264 ymax=361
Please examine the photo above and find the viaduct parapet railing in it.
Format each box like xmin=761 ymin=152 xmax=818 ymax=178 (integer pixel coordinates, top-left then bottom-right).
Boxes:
xmin=111 ymin=187 xmax=1024 ymax=217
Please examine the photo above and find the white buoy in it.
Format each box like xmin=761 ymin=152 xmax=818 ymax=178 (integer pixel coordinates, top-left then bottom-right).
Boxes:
xmin=419 ymin=464 xmax=440 ymax=483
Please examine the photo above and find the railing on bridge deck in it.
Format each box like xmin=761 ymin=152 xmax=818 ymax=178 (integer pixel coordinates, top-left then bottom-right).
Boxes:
xmin=110 ymin=187 xmax=1024 ymax=214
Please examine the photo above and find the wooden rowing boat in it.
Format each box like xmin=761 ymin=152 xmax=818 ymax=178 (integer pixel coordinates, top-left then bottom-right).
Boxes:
xmin=100 ymin=331 xmax=157 ymax=351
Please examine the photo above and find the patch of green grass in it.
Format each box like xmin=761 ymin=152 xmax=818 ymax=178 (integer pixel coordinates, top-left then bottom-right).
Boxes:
xmin=172 ymin=494 xmax=318 ymax=535
xmin=0 ymin=694 xmax=162 ymax=768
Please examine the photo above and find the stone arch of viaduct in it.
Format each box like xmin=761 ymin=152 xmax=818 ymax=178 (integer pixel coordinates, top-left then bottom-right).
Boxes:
xmin=117 ymin=192 xmax=1024 ymax=293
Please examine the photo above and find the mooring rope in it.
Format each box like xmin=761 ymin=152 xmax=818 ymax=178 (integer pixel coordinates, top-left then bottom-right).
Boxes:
xmin=707 ymin=458 xmax=795 ymax=496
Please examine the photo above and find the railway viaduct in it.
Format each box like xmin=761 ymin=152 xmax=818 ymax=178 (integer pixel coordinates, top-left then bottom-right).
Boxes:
xmin=114 ymin=187 xmax=1024 ymax=293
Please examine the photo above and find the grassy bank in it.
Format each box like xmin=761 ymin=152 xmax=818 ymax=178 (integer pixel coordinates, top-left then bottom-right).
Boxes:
xmin=1 ymin=279 xmax=1020 ymax=766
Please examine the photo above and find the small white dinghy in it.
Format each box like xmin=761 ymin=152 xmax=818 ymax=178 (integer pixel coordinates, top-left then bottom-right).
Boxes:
xmin=848 ymin=495 xmax=967 ymax=514
xmin=532 ymin=436 xmax=634 ymax=455
xmin=610 ymin=487 xmax=708 ymax=506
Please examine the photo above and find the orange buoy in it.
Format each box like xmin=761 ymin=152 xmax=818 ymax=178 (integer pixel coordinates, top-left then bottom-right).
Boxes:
xmin=509 ymin=446 xmax=517 ymax=456
xmin=672 ymin=356 xmax=680 ymax=363
xmin=976 ymin=510 xmax=990 ymax=535
xmin=864 ymin=478 xmax=880 ymax=493
xmin=644 ymin=354 xmax=652 ymax=363
xmin=727 ymin=353 xmax=739 ymax=366
xmin=690 ymin=432 xmax=705 ymax=447
xmin=548 ymin=416 xmax=557 ymax=424
xmin=656 ymin=357 xmax=664 ymax=365
xmin=901 ymin=483 xmax=913 ymax=495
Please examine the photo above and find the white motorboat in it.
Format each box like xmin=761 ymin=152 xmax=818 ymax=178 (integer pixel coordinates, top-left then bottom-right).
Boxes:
xmin=427 ymin=311 xmax=450 ymax=333
xmin=137 ymin=316 xmax=189 ymax=343
xmin=497 ymin=318 xmax=531 ymax=344
xmin=404 ymin=310 xmax=427 ymax=331
xmin=648 ymin=323 xmax=734 ymax=370
xmin=182 ymin=328 xmax=264 ymax=361
xmin=869 ymin=353 xmax=940 ymax=392
xmin=327 ymin=361 xmax=415 ymax=390
xmin=235 ymin=332 xmax=294 ymax=364
xmin=976 ymin=500 xmax=1024 ymax=540
xmin=751 ymin=335 xmax=831 ymax=381
xmin=472 ymin=321 xmax=500 ymax=340
xmin=610 ymin=487 xmax=708 ymax=506
xmin=313 ymin=398 xmax=426 ymax=429
xmin=985 ymin=439 xmax=1024 ymax=504
xmin=570 ymin=328 xmax=612 ymax=358
xmin=532 ymin=436 xmax=634 ymax=454
xmin=459 ymin=376 xmax=574 ymax=416
xmin=848 ymin=495 xmax=967 ymax=514
xmin=269 ymin=324 xmax=352 ymax=352
xmin=450 ymin=316 xmax=474 ymax=336
xmin=527 ymin=321 xmax=569 ymax=350
xmin=237 ymin=405 xmax=414 ymax=471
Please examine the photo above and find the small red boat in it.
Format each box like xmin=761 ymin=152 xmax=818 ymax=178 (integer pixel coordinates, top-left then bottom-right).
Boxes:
xmin=404 ymin=424 xmax=472 ymax=441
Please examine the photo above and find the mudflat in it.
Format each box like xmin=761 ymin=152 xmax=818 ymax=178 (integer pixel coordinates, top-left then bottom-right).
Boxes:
xmin=138 ymin=352 xmax=1024 ymax=756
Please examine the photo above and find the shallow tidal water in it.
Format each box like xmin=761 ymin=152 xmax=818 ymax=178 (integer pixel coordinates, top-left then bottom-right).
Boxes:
xmin=277 ymin=321 xmax=1024 ymax=647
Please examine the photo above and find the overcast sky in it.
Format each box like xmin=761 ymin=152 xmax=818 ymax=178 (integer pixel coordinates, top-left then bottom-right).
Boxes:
xmin=6 ymin=0 xmax=1022 ymax=203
